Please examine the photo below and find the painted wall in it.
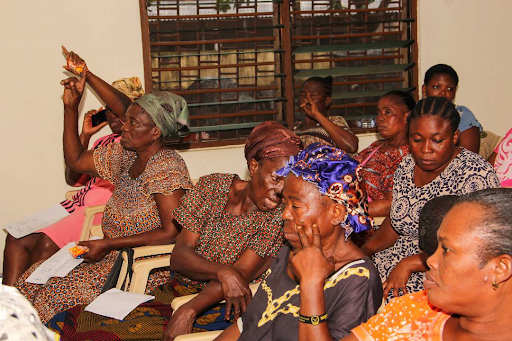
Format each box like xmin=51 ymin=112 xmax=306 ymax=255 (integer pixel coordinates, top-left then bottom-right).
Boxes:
xmin=1 ymin=1 xmax=511 ymax=269
xmin=417 ymin=0 xmax=512 ymax=137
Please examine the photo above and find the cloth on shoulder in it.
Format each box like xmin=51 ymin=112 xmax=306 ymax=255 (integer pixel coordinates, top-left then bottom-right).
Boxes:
xmin=238 ymin=245 xmax=383 ymax=341
xmin=293 ymin=115 xmax=350 ymax=148
xmin=493 ymin=127 xmax=512 ymax=187
xmin=351 ymin=290 xmax=449 ymax=341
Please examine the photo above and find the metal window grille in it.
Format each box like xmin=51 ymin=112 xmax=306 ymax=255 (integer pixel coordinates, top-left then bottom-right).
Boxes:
xmin=140 ymin=0 xmax=417 ymax=147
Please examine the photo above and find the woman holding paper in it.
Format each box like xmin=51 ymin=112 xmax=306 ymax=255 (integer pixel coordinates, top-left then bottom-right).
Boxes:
xmin=15 ymin=64 xmax=193 ymax=323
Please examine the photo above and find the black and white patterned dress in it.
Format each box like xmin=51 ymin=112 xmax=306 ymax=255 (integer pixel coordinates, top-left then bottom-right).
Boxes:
xmin=372 ymin=148 xmax=500 ymax=301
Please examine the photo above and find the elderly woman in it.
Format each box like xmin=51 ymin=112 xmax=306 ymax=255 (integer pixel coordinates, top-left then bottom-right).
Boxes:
xmin=361 ymin=97 xmax=500 ymax=301
xmin=216 ymin=144 xmax=383 ymax=341
xmin=46 ymin=121 xmax=302 ymax=341
xmin=2 ymin=77 xmax=142 ymax=286
xmin=351 ymin=90 xmax=414 ymax=246
xmin=294 ymin=76 xmax=358 ymax=153
xmin=15 ymin=70 xmax=193 ymax=323
xmin=343 ymin=188 xmax=512 ymax=340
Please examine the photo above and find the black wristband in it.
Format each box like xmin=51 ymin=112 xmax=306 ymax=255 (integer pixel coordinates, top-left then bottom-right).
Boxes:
xmin=298 ymin=313 xmax=328 ymax=325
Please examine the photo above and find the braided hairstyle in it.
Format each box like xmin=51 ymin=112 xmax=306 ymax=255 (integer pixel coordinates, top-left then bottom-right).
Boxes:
xmin=407 ymin=97 xmax=460 ymax=133
xmin=424 ymin=64 xmax=459 ymax=86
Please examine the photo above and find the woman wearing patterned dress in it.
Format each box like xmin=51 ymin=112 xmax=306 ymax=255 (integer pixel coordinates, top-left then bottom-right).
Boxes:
xmin=15 ymin=70 xmax=193 ymax=323
xmin=361 ymin=97 xmax=500 ymax=302
xmin=216 ymin=143 xmax=382 ymax=341
xmin=2 ymin=77 xmax=142 ymax=286
xmin=47 ymin=121 xmax=302 ymax=341
xmin=293 ymin=76 xmax=359 ymax=153
xmin=344 ymin=188 xmax=512 ymax=341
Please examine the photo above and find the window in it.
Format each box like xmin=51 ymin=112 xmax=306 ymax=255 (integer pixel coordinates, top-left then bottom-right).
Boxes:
xmin=140 ymin=0 xmax=417 ymax=148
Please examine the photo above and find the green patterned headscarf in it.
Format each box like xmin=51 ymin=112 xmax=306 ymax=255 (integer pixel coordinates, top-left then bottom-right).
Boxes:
xmin=134 ymin=91 xmax=190 ymax=137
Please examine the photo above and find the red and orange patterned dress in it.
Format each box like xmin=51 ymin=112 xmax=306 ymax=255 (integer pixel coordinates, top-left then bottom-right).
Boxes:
xmin=15 ymin=143 xmax=192 ymax=323
xmin=351 ymin=290 xmax=450 ymax=341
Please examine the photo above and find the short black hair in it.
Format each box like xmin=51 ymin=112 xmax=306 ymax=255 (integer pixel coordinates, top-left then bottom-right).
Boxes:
xmin=424 ymin=64 xmax=459 ymax=86
xmin=419 ymin=195 xmax=458 ymax=256
xmin=453 ymin=188 xmax=512 ymax=264
xmin=408 ymin=97 xmax=460 ymax=133
xmin=382 ymin=90 xmax=416 ymax=112
xmin=303 ymin=76 xmax=334 ymax=98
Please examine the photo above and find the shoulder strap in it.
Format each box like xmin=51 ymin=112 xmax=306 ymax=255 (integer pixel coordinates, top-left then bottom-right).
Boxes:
xmin=359 ymin=143 xmax=383 ymax=167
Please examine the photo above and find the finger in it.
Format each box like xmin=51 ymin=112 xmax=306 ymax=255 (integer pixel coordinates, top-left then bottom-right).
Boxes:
xmin=62 ymin=45 xmax=69 ymax=57
xmin=95 ymin=121 xmax=108 ymax=130
xmin=296 ymin=225 xmax=310 ymax=247
xmin=382 ymin=281 xmax=391 ymax=298
xmin=233 ymin=300 xmax=242 ymax=320
xmin=224 ymin=299 xmax=232 ymax=320
xmin=311 ymin=224 xmax=322 ymax=248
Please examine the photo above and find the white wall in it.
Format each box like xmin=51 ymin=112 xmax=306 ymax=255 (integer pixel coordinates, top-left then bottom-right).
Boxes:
xmin=2 ymin=0 xmax=511 ymax=269
xmin=417 ymin=0 xmax=512 ymax=137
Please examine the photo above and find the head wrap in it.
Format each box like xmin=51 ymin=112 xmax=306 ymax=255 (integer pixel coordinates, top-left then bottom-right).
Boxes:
xmin=111 ymin=76 xmax=145 ymax=101
xmin=134 ymin=91 xmax=190 ymax=138
xmin=244 ymin=121 xmax=303 ymax=164
xmin=275 ymin=143 xmax=373 ymax=239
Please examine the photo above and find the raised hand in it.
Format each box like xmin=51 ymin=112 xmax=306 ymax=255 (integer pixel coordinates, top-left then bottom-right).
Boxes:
xmin=62 ymin=46 xmax=88 ymax=77
xmin=61 ymin=76 xmax=86 ymax=109
xmin=82 ymin=108 xmax=108 ymax=136
xmin=289 ymin=225 xmax=335 ymax=283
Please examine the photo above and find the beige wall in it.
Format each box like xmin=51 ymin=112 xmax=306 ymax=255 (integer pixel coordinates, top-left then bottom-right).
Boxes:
xmin=1 ymin=1 xmax=511 ymax=269
xmin=417 ymin=0 xmax=512 ymax=137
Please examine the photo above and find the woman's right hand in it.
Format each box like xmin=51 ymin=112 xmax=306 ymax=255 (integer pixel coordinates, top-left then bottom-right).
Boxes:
xmin=62 ymin=46 xmax=88 ymax=77
xmin=61 ymin=76 xmax=86 ymax=110
xmin=82 ymin=108 xmax=108 ymax=136
xmin=217 ymin=267 xmax=252 ymax=321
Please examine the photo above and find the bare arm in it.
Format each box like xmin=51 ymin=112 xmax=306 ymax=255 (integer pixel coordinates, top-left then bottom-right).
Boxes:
xmin=214 ymin=323 xmax=241 ymax=341
xmin=78 ymin=190 xmax=185 ymax=262
xmin=62 ymin=46 xmax=132 ymax=117
xmin=487 ymin=151 xmax=497 ymax=166
xmin=340 ymin=333 xmax=359 ymax=341
xmin=360 ymin=217 xmax=399 ymax=257
xmin=315 ymin=114 xmax=359 ymax=153
xmin=382 ymin=252 xmax=429 ymax=298
xmin=457 ymin=126 xmax=480 ymax=153
xmin=367 ymin=198 xmax=392 ymax=217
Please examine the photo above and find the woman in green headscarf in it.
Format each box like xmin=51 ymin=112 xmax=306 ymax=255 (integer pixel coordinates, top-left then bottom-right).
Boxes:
xmin=15 ymin=70 xmax=194 ymax=323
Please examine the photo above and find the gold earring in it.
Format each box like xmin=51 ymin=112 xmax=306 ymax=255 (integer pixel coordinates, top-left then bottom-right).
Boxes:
xmin=492 ymin=281 xmax=499 ymax=290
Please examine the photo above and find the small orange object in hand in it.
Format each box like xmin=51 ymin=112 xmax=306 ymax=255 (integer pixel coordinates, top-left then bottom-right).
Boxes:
xmin=69 ymin=245 xmax=89 ymax=259
xmin=67 ymin=60 xmax=84 ymax=74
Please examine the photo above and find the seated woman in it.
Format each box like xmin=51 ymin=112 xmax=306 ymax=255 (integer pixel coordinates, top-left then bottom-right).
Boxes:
xmin=361 ymin=97 xmax=499 ymax=302
xmin=47 ymin=121 xmax=302 ymax=341
xmin=15 ymin=71 xmax=193 ymax=323
xmin=344 ymin=188 xmax=512 ymax=340
xmin=2 ymin=77 xmax=142 ymax=286
xmin=351 ymin=90 xmax=414 ymax=246
xmin=422 ymin=64 xmax=483 ymax=153
xmin=216 ymin=144 xmax=383 ymax=341
xmin=487 ymin=127 xmax=511 ymax=188
xmin=293 ymin=76 xmax=358 ymax=153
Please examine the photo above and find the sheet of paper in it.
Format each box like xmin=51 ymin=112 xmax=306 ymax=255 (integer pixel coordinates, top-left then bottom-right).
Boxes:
xmin=85 ymin=288 xmax=155 ymax=320
xmin=26 ymin=242 xmax=83 ymax=284
xmin=4 ymin=203 xmax=69 ymax=239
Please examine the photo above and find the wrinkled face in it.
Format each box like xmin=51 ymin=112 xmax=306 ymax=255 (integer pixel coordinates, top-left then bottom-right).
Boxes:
xmin=422 ymin=73 xmax=457 ymax=102
xmin=120 ymin=104 xmax=159 ymax=151
xmin=249 ymin=156 xmax=289 ymax=212
xmin=281 ymin=174 xmax=344 ymax=250
xmin=376 ymin=96 xmax=409 ymax=140
xmin=299 ymin=80 xmax=331 ymax=115
xmin=409 ymin=116 xmax=458 ymax=172
xmin=106 ymin=108 xmax=126 ymax=135
xmin=425 ymin=203 xmax=491 ymax=314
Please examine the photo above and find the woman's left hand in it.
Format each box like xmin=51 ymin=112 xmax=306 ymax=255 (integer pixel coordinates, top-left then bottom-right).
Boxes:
xmin=77 ymin=239 xmax=112 ymax=263
xmin=289 ymin=224 xmax=335 ymax=283
xmin=382 ymin=258 xmax=413 ymax=297
xmin=163 ymin=305 xmax=196 ymax=341
xmin=61 ymin=76 xmax=86 ymax=110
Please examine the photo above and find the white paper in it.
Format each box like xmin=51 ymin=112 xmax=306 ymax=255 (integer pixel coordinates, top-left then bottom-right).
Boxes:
xmin=26 ymin=242 xmax=83 ymax=284
xmin=5 ymin=203 xmax=69 ymax=239
xmin=85 ymin=288 xmax=155 ymax=320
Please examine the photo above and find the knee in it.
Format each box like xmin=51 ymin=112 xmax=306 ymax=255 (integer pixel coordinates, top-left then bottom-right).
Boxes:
xmin=35 ymin=234 xmax=59 ymax=252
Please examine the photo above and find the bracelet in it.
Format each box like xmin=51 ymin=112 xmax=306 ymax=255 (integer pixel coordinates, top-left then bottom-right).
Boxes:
xmin=298 ymin=313 xmax=328 ymax=325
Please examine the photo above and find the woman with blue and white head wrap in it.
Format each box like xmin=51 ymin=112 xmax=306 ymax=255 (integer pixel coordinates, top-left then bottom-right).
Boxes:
xmin=217 ymin=143 xmax=383 ymax=341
